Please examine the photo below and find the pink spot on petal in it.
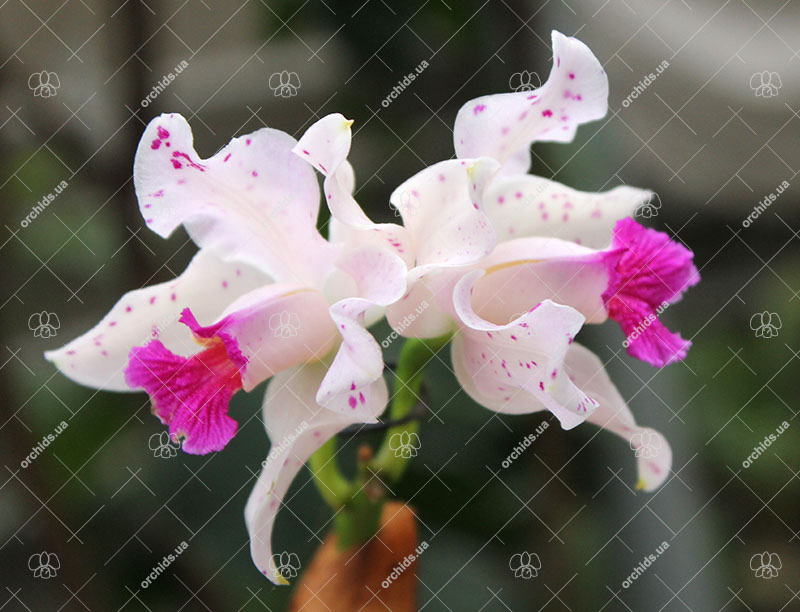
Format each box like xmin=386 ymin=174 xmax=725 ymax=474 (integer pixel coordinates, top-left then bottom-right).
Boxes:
xmin=172 ymin=151 xmax=205 ymax=171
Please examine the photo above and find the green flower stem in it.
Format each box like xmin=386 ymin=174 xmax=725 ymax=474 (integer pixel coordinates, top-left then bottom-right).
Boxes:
xmin=332 ymin=486 xmax=383 ymax=550
xmin=307 ymin=333 xmax=452 ymax=549
xmin=373 ymin=333 xmax=452 ymax=482
xmin=308 ymin=436 xmax=351 ymax=510
xmin=309 ymin=438 xmax=383 ymax=549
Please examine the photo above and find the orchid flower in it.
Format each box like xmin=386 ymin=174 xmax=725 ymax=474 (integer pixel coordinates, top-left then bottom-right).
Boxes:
xmin=45 ymin=113 xmax=408 ymax=583
xmin=384 ymin=31 xmax=698 ymax=491
xmin=243 ymin=115 xmax=413 ymax=584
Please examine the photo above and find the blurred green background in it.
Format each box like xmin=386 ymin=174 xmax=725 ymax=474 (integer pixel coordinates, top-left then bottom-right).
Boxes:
xmin=1 ymin=1 xmax=799 ymax=610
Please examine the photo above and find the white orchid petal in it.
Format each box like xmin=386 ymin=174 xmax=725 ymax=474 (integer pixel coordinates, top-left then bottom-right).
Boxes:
xmin=385 ymin=267 xmax=461 ymax=339
xmin=211 ymin=285 xmax=339 ymax=390
xmin=452 ymin=271 xmax=596 ymax=429
xmin=564 ymin=343 xmax=672 ymax=491
xmin=468 ymin=236 xmax=609 ymax=327
xmin=134 ymin=113 xmax=337 ymax=287
xmin=45 ymin=250 xmax=266 ymax=391
xmin=293 ymin=114 xmax=412 ymax=264
xmin=315 ymin=246 xmax=407 ymax=420
xmin=484 ymin=174 xmax=652 ymax=248
xmin=316 ymin=298 xmax=385 ymax=421
xmin=454 ymin=31 xmax=608 ymax=173
xmin=245 ymin=362 xmax=387 ymax=584
xmin=390 ymin=158 xmax=498 ymax=269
